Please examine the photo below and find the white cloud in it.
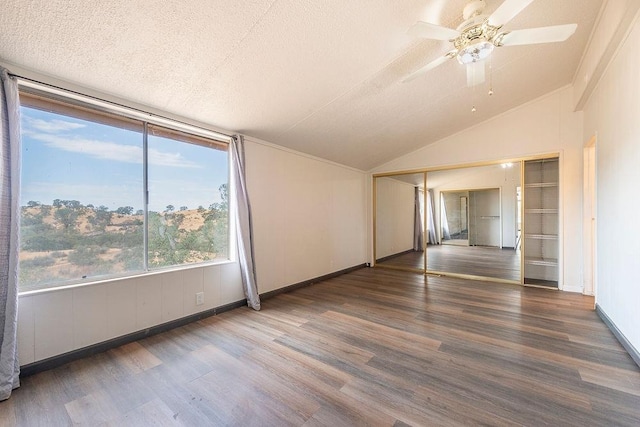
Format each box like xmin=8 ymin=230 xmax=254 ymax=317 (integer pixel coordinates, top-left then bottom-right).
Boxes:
xmin=148 ymin=147 xmax=202 ymax=169
xmin=28 ymin=133 xmax=202 ymax=169
xmin=35 ymin=133 xmax=142 ymax=163
xmin=24 ymin=117 xmax=86 ymax=133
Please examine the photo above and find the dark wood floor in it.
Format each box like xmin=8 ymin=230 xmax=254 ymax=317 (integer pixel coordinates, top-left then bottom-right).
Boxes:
xmin=2 ymin=268 xmax=639 ymax=426
xmin=428 ymin=244 xmax=521 ymax=281
xmin=377 ymin=245 xmax=521 ymax=281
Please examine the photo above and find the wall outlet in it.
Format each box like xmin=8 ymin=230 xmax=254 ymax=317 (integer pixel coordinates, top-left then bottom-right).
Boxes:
xmin=196 ymin=292 xmax=204 ymax=306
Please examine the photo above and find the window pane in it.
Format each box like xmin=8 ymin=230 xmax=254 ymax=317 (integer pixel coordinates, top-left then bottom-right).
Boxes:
xmin=147 ymin=125 xmax=229 ymax=269
xmin=19 ymin=103 xmax=144 ymax=292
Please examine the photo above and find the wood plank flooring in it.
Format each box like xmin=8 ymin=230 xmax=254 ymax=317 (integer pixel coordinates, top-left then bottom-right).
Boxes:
xmin=2 ymin=268 xmax=640 ymax=426
xmin=427 ymin=244 xmax=521 ymax=281
xmin=377 ymin=245 xmax=521 ymax=281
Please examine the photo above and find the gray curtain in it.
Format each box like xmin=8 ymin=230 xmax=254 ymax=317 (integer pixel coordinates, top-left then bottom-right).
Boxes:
xmin=0 ymin=67 xmax=21 ymax=400
xmin=426 ymin=189 xmax=437 ymax=244
xmin=413 ymin=187 xmax=424 ymax=251
xmin=441 ymin=195 xmax=451 ymax=240
xmin=230 ymin=135 xmax=260 ymax=310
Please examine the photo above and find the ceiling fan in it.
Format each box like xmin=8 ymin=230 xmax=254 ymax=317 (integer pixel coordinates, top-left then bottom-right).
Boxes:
xmin=403 ymin=0 xmax=578 ymax=86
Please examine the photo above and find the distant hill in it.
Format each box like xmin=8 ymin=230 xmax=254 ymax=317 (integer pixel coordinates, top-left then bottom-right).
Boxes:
xmin=19 ymin=202 xmax=228 ymax=292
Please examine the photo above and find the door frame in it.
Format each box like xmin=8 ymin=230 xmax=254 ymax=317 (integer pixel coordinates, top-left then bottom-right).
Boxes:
xmin=583 ymin=135 xmax=597 ymax=297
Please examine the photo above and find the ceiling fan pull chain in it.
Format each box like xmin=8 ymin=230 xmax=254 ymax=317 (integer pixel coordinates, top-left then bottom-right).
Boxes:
xmin=488 ymin=56 xmax=494 ymax=96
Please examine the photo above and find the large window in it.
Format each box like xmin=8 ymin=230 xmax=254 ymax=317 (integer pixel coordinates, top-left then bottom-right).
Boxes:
xmin=18 ymin=92 xmax=229 ymax=292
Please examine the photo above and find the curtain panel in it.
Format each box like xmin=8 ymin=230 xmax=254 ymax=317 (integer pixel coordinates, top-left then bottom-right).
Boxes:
xmin=413 ymin=187 xmax=424 ymax=251
xmin=230 ymin=135 xmax=260 ymax=310
xmin=0 ymin=67 xmax=21 ymax=400
xmin=427 ymin=189 xmax=437 ymax=244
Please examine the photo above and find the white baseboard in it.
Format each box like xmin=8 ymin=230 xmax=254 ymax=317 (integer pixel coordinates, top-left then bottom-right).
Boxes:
xmin=596 ymin=304 xmax=640 ymax=368
xmin=561 ymin=285 xmax=584 ymax=293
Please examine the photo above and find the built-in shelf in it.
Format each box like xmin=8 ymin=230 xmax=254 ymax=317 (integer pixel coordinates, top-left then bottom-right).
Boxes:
xmin=523 ymin=158 xmax=559 ymax=286
xmin=525 ymin=208 xmax=558 ymax=214
xmin=524 ymin=182 xmax=558 ymax=188
xmin=524 ymin=257 xmax=558 ymax=267
xmin=524 ymin=233 xmax=558 ymax=240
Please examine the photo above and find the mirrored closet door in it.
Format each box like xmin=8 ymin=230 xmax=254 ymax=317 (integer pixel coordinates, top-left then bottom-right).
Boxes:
xmin=374 ymin=172 xmax=426 ymax=272
xmin=373 ymin=155 xmax=560 ymax=286
xmin=427 ymin=163 xmax=521 ymax=283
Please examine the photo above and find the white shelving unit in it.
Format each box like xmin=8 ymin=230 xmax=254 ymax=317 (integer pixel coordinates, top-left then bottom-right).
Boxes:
xmin=523 ymin=158 xmax=559 ymax=287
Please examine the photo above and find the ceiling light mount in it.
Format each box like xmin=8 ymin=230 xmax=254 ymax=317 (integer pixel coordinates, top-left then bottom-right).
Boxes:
xmin=453 ymin=20 xmax=501 ymax=52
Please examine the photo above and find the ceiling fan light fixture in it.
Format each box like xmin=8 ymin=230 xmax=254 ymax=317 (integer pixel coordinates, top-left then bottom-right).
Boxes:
xmin=457 ymin=40 xmax=494 ymax=64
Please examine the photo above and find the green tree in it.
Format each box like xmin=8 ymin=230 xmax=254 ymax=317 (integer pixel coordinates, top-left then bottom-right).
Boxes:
xmin=63 ymin=200 xmax=82 ymax=210
xmin=116 ymin=206 xmax=134 ymax=215
xmin=89 ymin=205 xmax=112 ymax=231
xmin=54 ymin=207 xmax=79 ymax=231
xmin=148 ymin=212 xmax=185 ymax=267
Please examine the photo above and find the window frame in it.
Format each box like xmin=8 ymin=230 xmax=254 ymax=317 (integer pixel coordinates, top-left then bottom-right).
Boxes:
xmin=17 ymin=82 xmax=233 ymax=294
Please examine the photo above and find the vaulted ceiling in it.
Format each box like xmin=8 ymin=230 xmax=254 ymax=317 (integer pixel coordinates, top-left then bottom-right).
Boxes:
xmin=0 ymin=0 xmax=602 ymax=170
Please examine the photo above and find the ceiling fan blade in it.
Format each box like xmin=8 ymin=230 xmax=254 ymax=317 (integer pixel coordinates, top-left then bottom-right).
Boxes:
xmin=498 ymin=23 xmax=578 ymax=46
xmin=488 ymin=0 xmax=535 ymax=27
xmin=407 ymin=21 xmax=460 ymax=40
xmin=402 ymin=54 xmax=453 ymax=83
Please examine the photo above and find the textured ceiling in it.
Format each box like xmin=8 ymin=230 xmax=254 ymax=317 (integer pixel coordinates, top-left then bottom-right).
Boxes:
xmin=0 ymin=0 xmax=602 ymax=170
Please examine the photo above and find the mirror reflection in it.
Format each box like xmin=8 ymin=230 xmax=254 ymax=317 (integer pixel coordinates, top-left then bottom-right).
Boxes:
xmin=375 ymin=173 xmax=425 ymax=271
xmin=441 ymin=191 xmax=469 ymax=245
xmin=427 ymin=163 xmax=521 ymax=282
xmin=373 ymin=162 xmax=522 ymax=282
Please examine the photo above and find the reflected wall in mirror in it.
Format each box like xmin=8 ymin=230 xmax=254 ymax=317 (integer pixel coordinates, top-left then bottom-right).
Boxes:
xmin=441 ymin=191 xmax=469 ymax=245
xmin=440 ymin=188 xmax=502 ymax=246
xmin=375 ymin=172 xmax=425 ymax=271
xmin=427 ymin=163 xmax=521 ymax=282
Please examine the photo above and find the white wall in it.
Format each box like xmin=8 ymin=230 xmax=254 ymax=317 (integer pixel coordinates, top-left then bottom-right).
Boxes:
xmin=375 ymin=177 xmax=415 ymax=259
xmin=372 ymin=86 xmax=585 ymax=292
xmin=18 ymin=263 xmax=244 ymax=365
xmin=244 ymin=137 xmax=367 ymax=293
xmin=18 ymin=137 xmax=368 ymax=365
xmin=582 ymin=12 xmax=640 ymax=355
xmin=573 ymin=0 xmax=640 ymax=110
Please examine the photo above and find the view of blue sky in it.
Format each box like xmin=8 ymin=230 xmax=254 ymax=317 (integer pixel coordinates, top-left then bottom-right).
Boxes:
xmin=20 ymin=106 xmax=228 ymax=212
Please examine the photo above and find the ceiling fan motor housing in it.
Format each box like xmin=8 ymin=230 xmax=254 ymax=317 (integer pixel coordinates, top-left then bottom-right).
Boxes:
xmin=454 ymin=2 xmax=504 ymax=64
